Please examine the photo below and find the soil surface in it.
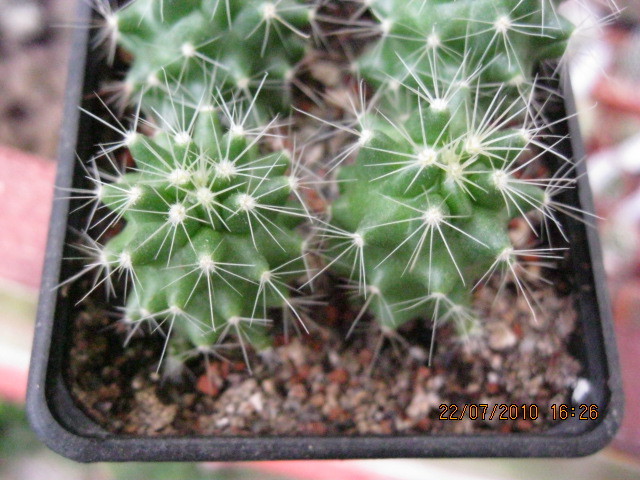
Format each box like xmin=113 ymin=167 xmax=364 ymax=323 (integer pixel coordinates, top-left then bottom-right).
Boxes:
xmin=68 ymin=273 xmax=581 ymax=436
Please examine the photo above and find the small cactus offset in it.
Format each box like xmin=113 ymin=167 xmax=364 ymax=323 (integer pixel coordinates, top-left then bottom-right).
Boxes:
xmin=74 ymin=0 xmax=322 ymax=369
xmin=106 ymin=0 xmax=313 ymax=117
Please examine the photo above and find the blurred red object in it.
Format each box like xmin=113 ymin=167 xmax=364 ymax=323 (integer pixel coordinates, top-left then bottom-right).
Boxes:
xmin=0 ymin=364 xmax=27 ymax=403
xmin=593 ymin=76 xmax=640 ymax=118
xmin=0 ymin=145 xmax=55 ymax=289
xmin=612 ymin=280 xmax=640 ymax=456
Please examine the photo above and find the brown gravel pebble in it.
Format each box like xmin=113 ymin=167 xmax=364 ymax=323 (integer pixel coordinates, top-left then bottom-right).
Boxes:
xmin=328 ymin=368 xmax=350 ymax=385
xmin=196 ymin=375 xmax=220 ymax=397
xmin=127 ymin=388 xmax=178 ymax=434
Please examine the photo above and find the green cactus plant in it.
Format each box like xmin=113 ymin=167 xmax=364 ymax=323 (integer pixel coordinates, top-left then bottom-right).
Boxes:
xmin=80 ymin=94 xmax=316 ymax=370
xmin=74 ymin=0 xmax=588 ymax=373
xmin=67 ymin=0 xmax=326 ymax=371
xmin=319 ymin=0 xmax=576 ymax=335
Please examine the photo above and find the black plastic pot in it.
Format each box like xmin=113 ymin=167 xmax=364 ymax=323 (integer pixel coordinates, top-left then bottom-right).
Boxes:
xmin=27 ymin=1 xmax=623 ymax=462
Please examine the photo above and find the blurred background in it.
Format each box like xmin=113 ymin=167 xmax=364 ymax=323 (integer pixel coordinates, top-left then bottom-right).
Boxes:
xmin=1 ymin=0 xmax=639 ymax=478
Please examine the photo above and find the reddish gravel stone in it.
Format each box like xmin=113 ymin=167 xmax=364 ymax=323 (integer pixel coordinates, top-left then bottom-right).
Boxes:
xmin=328 ymin=368 xmax=349 ymax=385
xmin=196 ymin=375 xmax=220 ymax=397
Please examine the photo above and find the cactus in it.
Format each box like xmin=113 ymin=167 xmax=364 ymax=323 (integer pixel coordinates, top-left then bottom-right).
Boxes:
xmin=79 ymin=94 xmax=315 ymax=370
xmin=320 ymin=0 xmax=576 ymax=334
xmin=105 ymin=0 xmax=313 ymax=118
xmin=69 ymin=0 xmax=324 ymax=370
xmin=74 ymin=0 xmax=590 ymax=372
